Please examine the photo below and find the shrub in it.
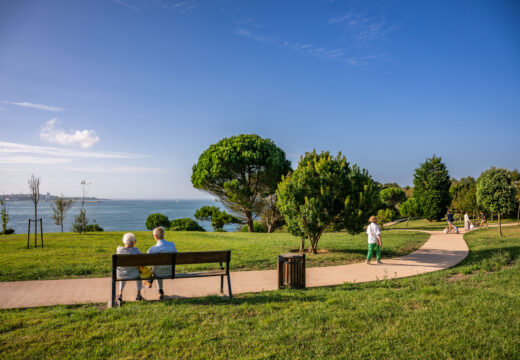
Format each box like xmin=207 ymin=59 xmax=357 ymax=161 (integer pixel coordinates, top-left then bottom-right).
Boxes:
xmin=72 ymin=209 xmax=88 ymax=234
xmin=0 ymin=228 xmax=15 ymax=235
xmin=145 ymin=213 xmax=170 ymax=230
xmin=377 ymin=208 xmax=397 ymax=227
xmin=170 ymin=218 xmax=205 ymax=231
xmin=85 ymin=221 xmax=104 ymax=232
xmin=241 ymin=221 xmax=266 ymax=233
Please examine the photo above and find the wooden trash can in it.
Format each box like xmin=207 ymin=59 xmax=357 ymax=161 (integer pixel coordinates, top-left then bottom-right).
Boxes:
xmin=277 ymin=253 xmax=306 ymax=289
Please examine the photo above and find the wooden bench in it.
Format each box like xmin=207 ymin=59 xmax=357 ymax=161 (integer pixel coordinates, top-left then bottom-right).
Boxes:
xmin=110 ymin=251 xmax=232 ymax=307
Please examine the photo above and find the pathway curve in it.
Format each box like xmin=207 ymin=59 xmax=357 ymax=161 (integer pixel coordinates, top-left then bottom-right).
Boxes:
xmin=0 ymin=230 xmax=469 ymax=309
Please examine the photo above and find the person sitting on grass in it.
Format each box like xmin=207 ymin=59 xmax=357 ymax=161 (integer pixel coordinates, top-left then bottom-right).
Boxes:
xmin=146 ymin=227 xmax=177 ymax=300
xmin=116 ymin=233 xmax=143 ymax=303
xmin=366 ymin=215 xmax=383 ymax=265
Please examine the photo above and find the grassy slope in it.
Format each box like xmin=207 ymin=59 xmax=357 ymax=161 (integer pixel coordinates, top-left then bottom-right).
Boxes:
xmin=0 ymin=231 xmax=427 ymax=282
xmin=0 ymin=227 xmax=519 ymax=359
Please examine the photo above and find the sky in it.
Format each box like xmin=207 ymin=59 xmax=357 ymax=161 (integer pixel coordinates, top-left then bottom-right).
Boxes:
xmin=1 ymin=0 xmax=519 ymax=199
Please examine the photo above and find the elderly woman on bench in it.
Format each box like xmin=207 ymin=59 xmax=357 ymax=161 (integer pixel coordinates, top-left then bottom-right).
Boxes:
xmin=116 ymin=233 xmax=144 ymax=303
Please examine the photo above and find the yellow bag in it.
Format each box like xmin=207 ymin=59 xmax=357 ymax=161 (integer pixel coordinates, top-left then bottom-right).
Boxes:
xmin=139 ymin=266 xmax=153 ymax=279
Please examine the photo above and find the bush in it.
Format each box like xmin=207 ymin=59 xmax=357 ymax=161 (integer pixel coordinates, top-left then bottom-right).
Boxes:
xmin=85 ymin=222 xmax=104 ymax=232
xmin=0 ymin=228 xmax=15 ymax=235
xmin=170 ymin=218 xmax=205 ymax=231
xmin=145 ymin=213 xmax=170 ymax=230
xmin=72 ymin=209 xmax=88 ymax=234
xmin=241 ymin=221 xmax=266 ymax=233
xmin=377 ymin=208 xmax=397 ymax=227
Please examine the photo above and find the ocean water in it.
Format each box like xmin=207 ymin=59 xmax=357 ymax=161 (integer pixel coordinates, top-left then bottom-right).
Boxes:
xmin=3 ymin=199 xmax=239 ymax=234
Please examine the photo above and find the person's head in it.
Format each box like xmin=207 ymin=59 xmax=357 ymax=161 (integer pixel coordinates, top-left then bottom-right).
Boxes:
xmin=368 ymin=215 xmax=378 ymax=223
xmin=153 ymin=227 xmax=165 ymax=241
xmin=122 ymin=232 xmax=136 ymax=247
xmin=448 ymin=210 xmax=451 ymax=214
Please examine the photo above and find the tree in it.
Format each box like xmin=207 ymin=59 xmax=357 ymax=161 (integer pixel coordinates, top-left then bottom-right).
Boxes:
xmin=259 ymin=194 xmax=285 ymax=233
xmin=28 ymin=174 xmax=41 ymax=246
xmin=72 ymin=209 xmax=88 ymax=234
xmin=379 ymin=187 xmax=406 ymax=209
xmin=399 ymin=197 xmax=418 ymax=228
xmin=170 ymin=218 xmax=206 ymax=231
xmin=277 ymin=150 xmax=379 ymax=254
xmin=51 ymin=195 xmax=75 ymax=233
xmin=0 ymin=195 xmax=9 ymax=234
xmin=145 ymin=213 xmax=170 ymax=230
xmin=412 ymin=155 xmax=451 ymax=221
xmin=194 ymin=206 xmax=241 ymax=231
xmin=476 ymin=167 xmax=517 ymax=236
xmin=449 ymin=177 xmax=478 ymax=219
xmin=191 ymin=134 xmax=292 ymax=232
xmin=511 ymin=169 xmax=520 ymax=225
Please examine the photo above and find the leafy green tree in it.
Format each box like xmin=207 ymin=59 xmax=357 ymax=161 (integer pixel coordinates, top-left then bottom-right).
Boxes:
xmin=277 ymin=150 xmax=379 ymax=254
xmin=477 ymin=167 xmax=517 ymax=236
xmin=72 ymin=209 xmax=88 ymax=234
xmin=170 ymin=218 xmax=205 ymax=231
xmin=191 ymin=134 xmax=291 ymax=232
xmin=399 ymin=197 xmax=418 ymax=228
xmin=145 ymin=213 xmax=170 ymax=230
xmin=51 ymin=195 xmax=75 ymax=233
xmin=379 ymin=187 xmax=406 ymax=209
xmin=449 ymin=177 xmax=478 ymax=219
xmin=0 ymin=197 xmax=9 ymax=234
xmin=259 ymin=194 xmax=285 ymax=233
xmin=412 ymin=155 xmax=451 ymax=221
xmin=511 ymin=169 xmax=520 ymax=225
xmin=194 ymin=206 xmax=241 ymax=231
xmin=241 ymin=221 xmax=267 ymax=232
xmin=377 ymin=208 xmax=396 ymax=228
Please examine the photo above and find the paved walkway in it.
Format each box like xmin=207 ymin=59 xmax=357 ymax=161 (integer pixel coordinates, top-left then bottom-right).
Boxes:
xmin=0 ymin=230 xmax=469 ymax=309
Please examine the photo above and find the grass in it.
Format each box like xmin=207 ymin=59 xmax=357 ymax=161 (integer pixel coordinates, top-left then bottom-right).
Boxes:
xmin=387 ymin=217 xmax=518 ymax=231
xmin=0 ymin=226 xmax=519 ymax=359
xmin=0 ymin=230 xmax=428 ymax=282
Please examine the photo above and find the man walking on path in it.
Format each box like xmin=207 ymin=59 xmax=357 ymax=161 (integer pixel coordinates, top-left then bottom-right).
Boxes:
xmin=366 ymin=216 xmax=383 ymax=265
xmin=447 ymin=210 xmax=454 ymax=230
xmin=147 ymin=227 xmax=177 ymax=299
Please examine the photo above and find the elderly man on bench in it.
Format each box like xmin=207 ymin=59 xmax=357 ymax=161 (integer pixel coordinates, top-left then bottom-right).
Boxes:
xmin=145 ymin=227 xmax=177 ymax=300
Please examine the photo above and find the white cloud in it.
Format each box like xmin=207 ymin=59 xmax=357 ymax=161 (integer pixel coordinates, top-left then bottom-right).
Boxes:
xmin=1 ymin=101 xmax=64 ymax=112
xmin=0 ymin=156 xmax=71 ymax=165
xmin=112 ymin=0 xmax=140 ymax=11
xmin=40 ymin=119 xmax=100 ymax=149
xmin=61 ymin=166 xmax=167 ymax=174
xmin=0 ymin=141 xmax=148 ymax=159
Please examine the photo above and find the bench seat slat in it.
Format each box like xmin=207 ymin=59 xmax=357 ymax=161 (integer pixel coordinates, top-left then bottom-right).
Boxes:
xmin=175 ymin=270 xmax=227 ymax=278
xmin=175 ymin=251 xmax=230 ymax=264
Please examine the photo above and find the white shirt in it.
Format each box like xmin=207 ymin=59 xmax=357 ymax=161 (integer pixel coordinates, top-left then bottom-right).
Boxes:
xmin=464 ymin=214 xmax=470 ymax=222
xmin=366 ymin=223 xmax=381 ymax=244
xmin=147 ymin=239 xmax=177 ymax=278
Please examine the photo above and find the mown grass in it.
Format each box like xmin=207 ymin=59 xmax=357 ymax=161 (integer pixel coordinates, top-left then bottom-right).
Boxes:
xmin=387 ymin=217 xmax=517 ymax=231
xmin=0 ymin=230 xmax=428 ymax=282
xmin=0 ymin=226 xmax=519 ymax=359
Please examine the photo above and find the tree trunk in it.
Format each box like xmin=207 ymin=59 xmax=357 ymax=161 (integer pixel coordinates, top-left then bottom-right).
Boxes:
xmin=60 ymin=219 xmax=63 ymax=233
xmin=517 ymin=203 xmax=519 ymax=226
xmin=245 ymin=211 xmax=254 ymax=232
xmin=405 ymin=216 xmax=410 ymax=228
xmin=34 ymin=206 xmax=37 ymax=247
xmin=491 ymin=212 xmax=494 ymax=222
xmin=299 ymin=237 xmax=305 ymax=253
xmin=498 ymin=212 xmax=502 ymax=237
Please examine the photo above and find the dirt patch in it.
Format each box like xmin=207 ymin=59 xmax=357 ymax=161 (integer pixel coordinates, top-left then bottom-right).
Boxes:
xmin=289 ymin=249 xmax=330 ymax=254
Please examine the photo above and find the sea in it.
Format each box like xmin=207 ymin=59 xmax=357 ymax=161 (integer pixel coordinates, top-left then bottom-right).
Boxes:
xmin=3 ymin=199 xmax=240 ymax=234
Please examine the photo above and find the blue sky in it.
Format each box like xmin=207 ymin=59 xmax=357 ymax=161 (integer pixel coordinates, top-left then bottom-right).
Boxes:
xmin=1 ymin=0 xmax=519 ymax=199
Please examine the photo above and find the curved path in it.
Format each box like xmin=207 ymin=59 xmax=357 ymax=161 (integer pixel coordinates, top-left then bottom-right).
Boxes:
xmin=0 ymin=230 xmax=468 ymax=309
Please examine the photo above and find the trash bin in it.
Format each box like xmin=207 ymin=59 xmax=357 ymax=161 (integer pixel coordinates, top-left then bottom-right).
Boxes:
xmin=277 ymin=253 xmax=306 ymax=289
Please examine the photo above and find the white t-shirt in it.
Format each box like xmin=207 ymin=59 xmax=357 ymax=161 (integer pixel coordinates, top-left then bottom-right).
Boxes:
xmin=464 ymin=214 xmax=470 ymax=222
xmin=366 ymin=223 xmax=381 ymax=244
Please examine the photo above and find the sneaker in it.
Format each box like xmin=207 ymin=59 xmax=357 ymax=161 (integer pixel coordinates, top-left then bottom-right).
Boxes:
xmin=136 ymin=294 xmax=143 ymax=301
xmin=159 ymin=289 xmax=164 ymax=300
xmin=376 ymin=260 xmax=383 ymax=264
xmin=365 ymin=259 xmax=371 ymax=264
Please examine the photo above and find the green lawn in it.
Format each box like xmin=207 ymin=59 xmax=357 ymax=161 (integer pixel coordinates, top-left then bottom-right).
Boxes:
xmin=0 ymin=230 xmax=428 ymax=282
xmin=1 ymin=226 xmax=519 ymax=359
xmin=387 ymin=217 xmax=518 ymax=231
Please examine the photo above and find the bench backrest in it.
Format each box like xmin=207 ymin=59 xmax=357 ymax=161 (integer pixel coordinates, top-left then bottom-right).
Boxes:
xmin=112 ymin=251 xmax=231 ymax=268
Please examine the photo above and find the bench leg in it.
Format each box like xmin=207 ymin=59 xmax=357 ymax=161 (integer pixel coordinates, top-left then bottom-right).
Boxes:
xmin=220 ymin=275 xmax=224 ymax=294
xmin=227 ymin=274 xmax=232 ymax=299
xmin=110 ymin=279 xmax=117 ymax=308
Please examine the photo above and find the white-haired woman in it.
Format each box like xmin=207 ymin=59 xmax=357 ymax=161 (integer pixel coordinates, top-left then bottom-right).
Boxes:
xmin=116 ymin=232 xmax=143 ymax=303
